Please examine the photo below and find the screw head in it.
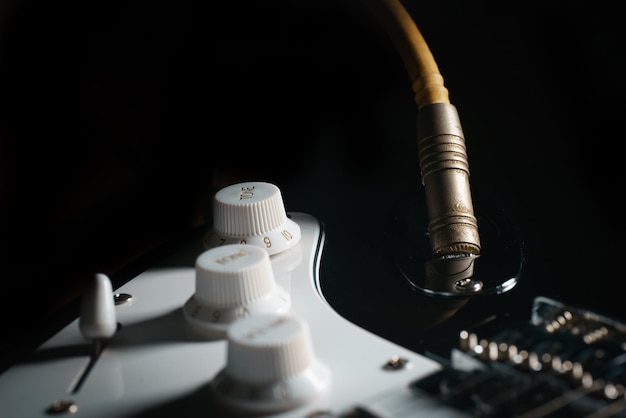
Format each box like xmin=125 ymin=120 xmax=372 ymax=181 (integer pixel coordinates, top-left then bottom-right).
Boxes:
xmin=383 ymin=355 xmax=411 ymax=371
xmin=114 ymin=293 xmax=133 ymax=305
xmin=47 ymin=400 xmax=77 ymax=414
xmin=454 ymin=278 xmax=483 ymax=293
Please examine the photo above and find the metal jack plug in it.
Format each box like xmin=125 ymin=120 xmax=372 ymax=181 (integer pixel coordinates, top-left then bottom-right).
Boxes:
xmin=385 ymin=103 xmax=523 ymax=298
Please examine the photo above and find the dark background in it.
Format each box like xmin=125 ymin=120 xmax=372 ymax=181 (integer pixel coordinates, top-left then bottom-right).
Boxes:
xmin=1 ymin=0 xmax=624 ymax=369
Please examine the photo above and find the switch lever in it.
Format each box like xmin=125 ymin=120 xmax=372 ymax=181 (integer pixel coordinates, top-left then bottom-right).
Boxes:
xmin=72 ymin=273 xmax=117 ymax=394
xmin=79 ymin=272 xmax=117 ymax=341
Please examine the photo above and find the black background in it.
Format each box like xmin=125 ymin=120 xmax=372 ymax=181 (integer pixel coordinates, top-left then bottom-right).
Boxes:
xmin=1 ymin=0 xmax=625 ymax=368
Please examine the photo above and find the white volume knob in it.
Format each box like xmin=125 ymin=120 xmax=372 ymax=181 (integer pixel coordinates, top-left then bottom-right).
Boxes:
xmin=203 ymin=181 xmax=301 ymax=255
xmin=183 ymin=244 xmax=290 ymax=340
xmin=210 ymin=314 xmax=331 ymax=415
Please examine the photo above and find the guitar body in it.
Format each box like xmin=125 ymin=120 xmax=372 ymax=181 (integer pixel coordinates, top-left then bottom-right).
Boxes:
xmin=1 ymin=197 xmax=625 ymax=417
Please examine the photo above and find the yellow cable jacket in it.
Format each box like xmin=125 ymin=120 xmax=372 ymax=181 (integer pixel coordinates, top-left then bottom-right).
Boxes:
xmin=367 ymin=0 xmax=450 ymax=109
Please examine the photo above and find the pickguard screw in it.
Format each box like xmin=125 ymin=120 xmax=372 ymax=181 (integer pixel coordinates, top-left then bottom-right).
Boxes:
xmin=383 ymin=355 xmax=411 ymax=370
xmin=114 ymin=293 xmax=133 ymax=305
xmin=47 ymin=400 xmax=77 ymax=414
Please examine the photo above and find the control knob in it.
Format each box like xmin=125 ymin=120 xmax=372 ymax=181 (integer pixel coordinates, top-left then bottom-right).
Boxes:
xmin=210 ymin=314 xmax=331 ymax=415
xmin=203 ymin=181 xmax=301 ymax=256
xmin=183 ymin=244 xmax=290 ymax=339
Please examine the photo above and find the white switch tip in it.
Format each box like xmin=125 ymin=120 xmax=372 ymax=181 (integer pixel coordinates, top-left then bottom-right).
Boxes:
xmin=79 ymin=273 xmax=117 ymax=340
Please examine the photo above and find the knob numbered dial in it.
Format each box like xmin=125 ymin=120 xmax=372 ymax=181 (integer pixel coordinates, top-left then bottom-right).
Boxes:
xmin=203 ymin=181 xmax=302 ymax=255
xmin=183 ymin=244 xmax=290 ymax=340
xmin=210 ymin=314 xmax=331 ymax=415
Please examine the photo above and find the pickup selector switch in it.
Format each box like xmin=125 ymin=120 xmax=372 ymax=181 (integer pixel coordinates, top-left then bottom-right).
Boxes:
xmin=210 ymin=314 xmax=331 ymax=415
xmin=183 ymin=244 xmax=290 ymax=340
xmin=79 ymin=273 xmax=117 ymax=341
xmin=204 ymin=181 xmax=301 ymax=255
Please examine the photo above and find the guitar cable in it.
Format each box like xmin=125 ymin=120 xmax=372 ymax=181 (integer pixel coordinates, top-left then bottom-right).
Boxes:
xmin=367 ymin=0 xmax=481 ymax=258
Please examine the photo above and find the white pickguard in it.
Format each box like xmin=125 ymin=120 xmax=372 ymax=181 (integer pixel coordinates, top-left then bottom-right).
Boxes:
xmin=0 ymin=213 xmax=469 ymax=417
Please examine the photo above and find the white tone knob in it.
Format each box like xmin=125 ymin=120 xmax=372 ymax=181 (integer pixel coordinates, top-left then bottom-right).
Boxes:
xmin=210 ymin=314 xmax=331 ymax=415
xmin=79 ymin=273 xmax=117 ymax=340
xmin=183 ymin=244 xmax=290 ymax=340
xmin=203 ymin=181 xmax=301 ymax=255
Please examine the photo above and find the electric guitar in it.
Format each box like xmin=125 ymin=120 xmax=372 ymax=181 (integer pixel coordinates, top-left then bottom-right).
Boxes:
xmin=1 ymin=180 xmax=624 ymax=418
xmin=1 ymin=0 xmax=624 ymax=416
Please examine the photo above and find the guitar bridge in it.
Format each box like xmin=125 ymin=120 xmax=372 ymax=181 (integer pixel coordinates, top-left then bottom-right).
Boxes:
xmin=531 ymin=296 xmax=626 ymax=349
xmin=410 ymin=296 xmax=626 ymax=417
